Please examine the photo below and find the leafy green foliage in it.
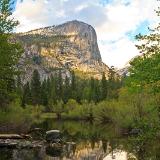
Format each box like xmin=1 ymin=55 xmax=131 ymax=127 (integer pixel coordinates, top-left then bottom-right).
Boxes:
xmin=123 ymin=8 xmax=160 ymax=128
xmin=0 ymin=0 xmax=23 ymax=107
xmin=127 ymin=8 xmax=160 ymax=93
xmin=0 ymin=0 xmax=19 ymax=33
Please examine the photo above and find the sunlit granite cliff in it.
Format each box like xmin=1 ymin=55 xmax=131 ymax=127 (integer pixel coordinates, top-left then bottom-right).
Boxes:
xmin=16 ymin=20 xmax=109 ymax=81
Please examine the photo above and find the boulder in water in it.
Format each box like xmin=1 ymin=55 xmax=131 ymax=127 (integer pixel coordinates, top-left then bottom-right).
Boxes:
xmin=46 ymin=130 xmax=60 ymax=143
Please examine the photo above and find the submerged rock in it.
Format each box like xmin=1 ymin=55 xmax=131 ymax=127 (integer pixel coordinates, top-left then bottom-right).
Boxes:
xmin=129 ymin=128 xmax=142 ymax=135
xmin=0 ymin=140 xmax=18 ymax=149
xmin=45 ymin=145 xmax=63 ymax=157
xmin=0 ymin=139 xmax=44 ymax=149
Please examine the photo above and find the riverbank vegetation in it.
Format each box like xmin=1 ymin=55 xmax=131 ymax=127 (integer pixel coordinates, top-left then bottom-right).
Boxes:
xmin=0 ymin=0 xmax=160 ymax=137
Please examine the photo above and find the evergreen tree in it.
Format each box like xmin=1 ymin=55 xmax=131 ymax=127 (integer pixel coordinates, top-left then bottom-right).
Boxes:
xmin=108 ymin=66 xmax=115 ymax=81
xmin=82 ymin=86 xmax=90 ymax=101
xmin=63 ymin=76 xmax=70 ymax=103
xmin=46 ymin=77 xmax=51 ymax=94
xmin=16 ymin=75 xmax=22 ymax=97
xmin=71 ymin=71 xmax=77 ymax=99
xmin=101 ymin=73 xmax=108 ymax=100
xmin=89 ymin=78 xmax=96 ymax=102
xmin=94 ymin=80 xmax=101 ymax=103
xmin=108 ymin=66 xmax=117 ymax=99
xmin=71 ymin=71 xmax=76 ymax=90
xmin=21 ymin=82 xmax=31 ymax=107
xmin=48 ymin=75 xmax=57 ymax=109
xmin=41 ymin=79 xmax=48 ymax=106
xmin=56 ymin=70 xmax=63 ymax=100
xmin=30 ymin=69 xmax=41 ymax=105
xmin=0 ymin=0 xmax=23 ymax=107
xmin=88 ymin=78 xmax=101 ymax=103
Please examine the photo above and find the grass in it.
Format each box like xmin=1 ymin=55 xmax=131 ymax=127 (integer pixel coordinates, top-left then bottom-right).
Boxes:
xmin=40 ymin=113 xmax=57 ymax=119
xmin=0 ymin=101 xmax=44 ymax=133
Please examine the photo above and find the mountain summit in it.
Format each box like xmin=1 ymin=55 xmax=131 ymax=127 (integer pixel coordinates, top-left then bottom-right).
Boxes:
xmin=17 ymin=20 xmax=109 ymax=81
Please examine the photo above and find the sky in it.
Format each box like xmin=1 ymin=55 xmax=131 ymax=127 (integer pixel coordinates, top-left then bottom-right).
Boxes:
xmin=13 ymin=0 xmax=160 ymax=68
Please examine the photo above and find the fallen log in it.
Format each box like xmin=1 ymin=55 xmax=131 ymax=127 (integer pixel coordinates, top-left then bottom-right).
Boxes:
xmin=0 ymin=134 xmax=24 ymax=139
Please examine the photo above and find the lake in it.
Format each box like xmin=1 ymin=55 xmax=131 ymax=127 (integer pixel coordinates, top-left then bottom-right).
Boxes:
xmin=0 ymin=117 xmax=160 ymax=160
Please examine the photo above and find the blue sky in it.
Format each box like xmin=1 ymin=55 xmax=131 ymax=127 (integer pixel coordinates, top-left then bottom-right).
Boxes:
xmin=13 ymin=0 xmax=159 ymax=68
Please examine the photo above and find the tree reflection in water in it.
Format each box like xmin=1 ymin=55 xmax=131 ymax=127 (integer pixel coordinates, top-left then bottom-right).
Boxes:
xmin=0 ymin=119 xmax=160 ymax=160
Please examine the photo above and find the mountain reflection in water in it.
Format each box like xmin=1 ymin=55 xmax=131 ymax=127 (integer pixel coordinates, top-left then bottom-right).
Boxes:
xmin=0 ymin=119 xmax=160 ymax=160
xmin=103 ymin=150 xmax=137 ymax=160
xmin=0 ymin=141 xmax=137 ymax=160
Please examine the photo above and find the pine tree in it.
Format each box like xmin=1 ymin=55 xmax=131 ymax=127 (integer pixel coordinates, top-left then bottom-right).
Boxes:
xmin=71 ymin=71 xmax=76 ymax=99
xmin=89 ymin=78 xmax=101 ymax=103
xmin=82 ymin=86 xmax=90 ymax=101
xmin=63 ymin=76 xmax=70 ymax=104
xmin=71 ymin=71 xmax=76 ymax=90
xmin=94 ymin=80 xmax=101 ymax=103
xmin=16 ymin=75 xmax=22 ymax=97
xmin=101 ymin=73 xmax=108 ymax=100
xmin=108 ymin=66 xmax=121 ymax=99
xmin=89 ymin=78 xmax=95 ymax=102
xmin=30 ymin=69 xmax=41 ymax=105
xmin=56 ymin=70 xmax=63 ymax=100
xmin=41 ymin=79 xmax=48 ymax=106
xmin=48 ymin=75 xmax=57 ymax=110
xmin=21 ymin=82 xmax=31 ymax=107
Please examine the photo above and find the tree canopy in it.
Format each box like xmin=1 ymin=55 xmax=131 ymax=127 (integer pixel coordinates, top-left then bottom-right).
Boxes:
xmin=0 ymin=0 xmax=23 ymax=107
xmin=127 ymin=8 xmax=160 ymax=93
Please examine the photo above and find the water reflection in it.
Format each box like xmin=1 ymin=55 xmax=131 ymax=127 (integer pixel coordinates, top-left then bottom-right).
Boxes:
xmin=0 ymin=141 xmax=137 ymax=160
xmin=103 ymin=150 xmax=137 ymax=160
xmin=46 ymin=145 xmax=63 ymax=157
xmin=0 ymin=119 xmax=160 ymax=160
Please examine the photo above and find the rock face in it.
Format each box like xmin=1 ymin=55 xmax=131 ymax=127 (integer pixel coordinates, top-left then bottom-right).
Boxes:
xmin=17 ymin=20 xmax=109 ymax=81
xmin=117 ymin=67 xmax=129 ymax=76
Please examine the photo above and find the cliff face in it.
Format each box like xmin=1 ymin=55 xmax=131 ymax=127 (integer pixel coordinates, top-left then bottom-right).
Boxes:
xmin=17 ymin=20 xmax=109 ymax=81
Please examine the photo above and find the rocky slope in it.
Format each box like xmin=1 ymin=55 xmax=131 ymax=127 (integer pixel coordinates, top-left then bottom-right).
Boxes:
xmin=117 ymin=66 xmax=129 ymax=76
xmin=16 ymin=20 xmax=109 ymax=82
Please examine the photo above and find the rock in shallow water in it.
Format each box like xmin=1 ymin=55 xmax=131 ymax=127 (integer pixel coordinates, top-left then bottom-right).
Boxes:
xmin=46 ymin=130 xmax=61 ymax=143
xmin=0 ymin=140 xmax=18 ymax=149
xmin=0 ymin=139 xmax=45 ymax=149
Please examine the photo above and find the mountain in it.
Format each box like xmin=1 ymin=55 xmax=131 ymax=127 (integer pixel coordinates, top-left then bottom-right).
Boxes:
xmin=16 ymin=20 xmax=109 ymax=82
xmin=117 ymin=67 xmax=129 ymax=76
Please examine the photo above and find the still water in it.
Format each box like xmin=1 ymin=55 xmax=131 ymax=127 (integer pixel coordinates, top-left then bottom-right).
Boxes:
xmin=0 ymin=118 xmax=160 ymax=160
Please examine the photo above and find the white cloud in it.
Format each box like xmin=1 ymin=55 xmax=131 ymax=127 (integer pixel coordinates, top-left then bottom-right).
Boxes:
xmin=99 ymin=36 xmax=139 ymax=68
xmin=96 ymin=0 xmax=159 ymax=41
xmin=14 ymin=0 xmax=106 ymax=31
xmin=96 ymin=0 xmax=160 ymax=68
xmin=13 ymin=0 xmax=160 ymax=68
